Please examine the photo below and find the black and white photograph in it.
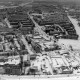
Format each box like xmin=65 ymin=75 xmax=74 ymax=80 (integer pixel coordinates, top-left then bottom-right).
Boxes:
xmin=0 ymin=0 xmax=80 ymax=80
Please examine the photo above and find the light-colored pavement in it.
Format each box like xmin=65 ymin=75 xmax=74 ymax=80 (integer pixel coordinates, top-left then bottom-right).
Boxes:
xmin=68 ymin=16 xmax=80 ymax=40
xmin=1 ymin=74 xmax=80 ymax=80
xmin=58 ymin=16 xmax=80 ymax=50
xmin=58 ymin=39 xmax=80 ymax=50
xmin=5 ymin=18 xmax=12 ymax=28
xmin=28 ymin=13 xmax=51 ymax=40
xmin=21 ymin=35 xmax=34 ymax=55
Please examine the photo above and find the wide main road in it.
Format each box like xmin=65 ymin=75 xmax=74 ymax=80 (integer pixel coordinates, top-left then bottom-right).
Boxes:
xmin=28 ymin=13 xmax=80 ymax=50
xmin=58 ymin=15 xmax=80 ymax=50
xmin=28 ymin=13 xmax=51 ymax=41
xmin=68 ymin=16 xmax=80 ymax=40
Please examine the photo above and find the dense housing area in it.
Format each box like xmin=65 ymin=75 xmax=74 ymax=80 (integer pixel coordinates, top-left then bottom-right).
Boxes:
xmin=0 ymin=1 xmax=80 ymax=77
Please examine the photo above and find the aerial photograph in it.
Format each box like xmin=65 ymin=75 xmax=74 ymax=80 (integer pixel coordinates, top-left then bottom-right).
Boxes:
xmin=0 ymin=0 xmax=80 ymax=80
